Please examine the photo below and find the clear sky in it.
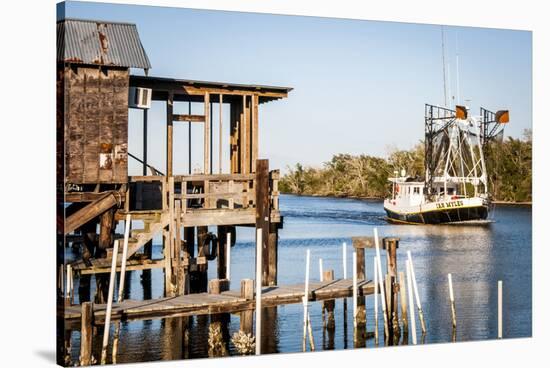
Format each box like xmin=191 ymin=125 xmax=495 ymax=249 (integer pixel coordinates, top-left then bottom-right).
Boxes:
xmin=61 ymin=1 xmax=532 ymax=175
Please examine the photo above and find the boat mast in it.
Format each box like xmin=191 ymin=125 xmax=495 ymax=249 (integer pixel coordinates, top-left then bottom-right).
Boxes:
xmin=441 ymin=26 xmax=448 ymax=107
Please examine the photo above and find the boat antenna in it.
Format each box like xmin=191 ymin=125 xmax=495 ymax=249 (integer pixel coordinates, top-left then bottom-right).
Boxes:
xmin=441 ymin=26 xmax=448 ymax=107
xmin=455 ymin=31 xmax=460 ymax=106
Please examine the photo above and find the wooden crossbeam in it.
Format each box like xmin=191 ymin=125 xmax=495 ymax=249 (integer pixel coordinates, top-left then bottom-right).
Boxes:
xmin=173 ymin=114 xmax=205 ymax=122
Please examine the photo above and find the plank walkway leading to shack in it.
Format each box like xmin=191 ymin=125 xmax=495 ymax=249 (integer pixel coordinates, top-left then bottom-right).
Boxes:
xmin=64 ymin=279 xmax=373 ymax=327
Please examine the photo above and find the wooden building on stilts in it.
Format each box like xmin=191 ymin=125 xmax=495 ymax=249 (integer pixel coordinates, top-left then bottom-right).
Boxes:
xmin=57 ymin=17 xmax=291 ymax=315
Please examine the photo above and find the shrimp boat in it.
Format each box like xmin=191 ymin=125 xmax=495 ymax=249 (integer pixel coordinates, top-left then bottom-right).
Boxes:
xmin=384 ymin=104 xmax=509 ymax=225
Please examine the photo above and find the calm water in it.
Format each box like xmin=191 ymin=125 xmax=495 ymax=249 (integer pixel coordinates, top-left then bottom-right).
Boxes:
xmin=67 ymin=194 xmax=532 ymax=364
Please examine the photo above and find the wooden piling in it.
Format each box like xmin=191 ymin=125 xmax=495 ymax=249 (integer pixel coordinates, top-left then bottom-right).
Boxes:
xmin=240 ymin=279 xmax=254 ymax=334
xmin=498 ymin=280 xmax=503 ymax=339
xmin=407 ymin=251 xmax=427 ymax=334
xmin=374 ymin=257 xmax=379 ymax=344
xmin=255 ymin=228 xmax=263 ymax=355
xmin=226 ymin=231 xmax=231 ymax=281
xmin=373 ymin=228 xmax=390 ymax=339
xmin=355 ymin=246 xmax=366 ymax=327
xmin=352 ymin=251 xmax=358 ymax=329
xmin=80 ymin=302 xmax=93 ymax=366
xmin=448 ymin=273 xmax=457 ymax=330
xmin=322 ymin=270 xmax=335 ymax=330
xmin=406 ymin=260 xmax=417 ymax=345
xmin=256 ymin=159 xmax=272 ymax=286
xmin=399 ymin=271 xmax=409 ymax=334
xmin=112 ymin=215 xmax=131 ymax=362
xmin=101 ymin=239 xmax=120 ymax=365
xmin=302 ymin=248 xmax=311 ymax=352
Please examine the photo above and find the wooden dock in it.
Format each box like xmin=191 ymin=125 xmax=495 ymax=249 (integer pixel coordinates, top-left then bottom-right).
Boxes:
xmin=63 ymin=278 xmax=373 ymax=328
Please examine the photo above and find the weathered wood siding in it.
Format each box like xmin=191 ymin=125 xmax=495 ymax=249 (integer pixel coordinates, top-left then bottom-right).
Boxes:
xmin=64 ymin=65 xmax=129 ymax=184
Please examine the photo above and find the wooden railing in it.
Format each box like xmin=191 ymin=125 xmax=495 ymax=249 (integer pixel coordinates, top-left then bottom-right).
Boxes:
xmin=126 ymin=171 xmax=279 ymax=214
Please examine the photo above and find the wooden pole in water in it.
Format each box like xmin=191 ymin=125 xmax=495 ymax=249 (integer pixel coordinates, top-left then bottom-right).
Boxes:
xmin=352 ymin=252 xmax=358 ymax=328
xmin=407 ymin=251 xmax=427 ymax=334
xmin=226 ymin=231 xmax=231 ymax=282
xmin=342 ymin=242 xmax=347 ymax=279
xmin=307 ymin=312 xmax=315 ymax=351
xmin=448 ymin=273 xmax=457 ymax=330
xmin=302 ymin=249 xmax=311 ymax=352
xmin=255 ymin=228 xmax=262 ymax=355
xmin=498 ymin=280 xmax=503 ymax=339
xmin=373 ymin=228 xmax=390 ymax=339
xmin=65 ymin=264 xmax=72 ymax=305
xmin=80 ymin=302 xmax=93 ymax=366
xmin=399 ymin=271 xmax=409 ymax=333
xmin=406 ymin=260 xmax=417 ymax=345
xmin=101 ymin=239 xmax=120 ymax=364
xmin=112 ymin=215 xmax=131 ymax=362
xmin=374 ymin=257 xmax=379 ymax=344
xmin=319 ymin=258 xmax=324 ymax=282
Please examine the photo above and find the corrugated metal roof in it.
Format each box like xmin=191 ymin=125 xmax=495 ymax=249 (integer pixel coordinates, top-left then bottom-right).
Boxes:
xmin=57 ymin=18 xmax=151 ymax=69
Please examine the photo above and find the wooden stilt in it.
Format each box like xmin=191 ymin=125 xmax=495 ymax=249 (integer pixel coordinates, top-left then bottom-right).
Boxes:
xmin=100 ymin=239 xmax=120 ymax=364
xmin=407 ymin=251 xmax=427 ymax=334
xmin=255 ymin=228 xmax=263 ymax=355
xmin=240 ymin=279 xmax=254 ymax=334
xmin=80 ymin=302 xmax=93 ymax=366
xmin=406 ymin=260 xmax=417 ymax=345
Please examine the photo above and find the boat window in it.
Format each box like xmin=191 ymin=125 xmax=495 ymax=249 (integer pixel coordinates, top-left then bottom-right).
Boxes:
xmin=447 ymin=188 xmax=454 ymax=195
xmin=414 ymin=187 xmax=420 ymax=194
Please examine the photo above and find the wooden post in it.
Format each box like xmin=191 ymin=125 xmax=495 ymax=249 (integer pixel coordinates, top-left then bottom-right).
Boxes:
xmin=117 ymin=214 xmax=131 ymax=301
xmin=251 ymin=94 xmax=259 ymax=170
xmin=241 ymin=95 xmax=248 ymax=173
xmin=188 ymin=101 xmax=192 ymax=174
xmin=352 ymin=251 xmax=358 ymax=329
xmin=226 ymin=231 xmax=231 ymax=281
xmin=255 ymin=159 xmax=271 ymax=286
xmin=209 ymin=279 xmax=229 ymax=295
xmin=217 ymin=226 xmax=227 ymax=280
xmin=255 ymin=228 xmax=263 ymax=355
xmin=498 ymin=280 xmax=503 ymax=339
xmin=167 ymin=91 xmax=173 ymax=177
xmin=204 ymin=92 xmax=211 ymax=174
xmin=219 ymin=94 xmax=223 ymax=174
xmin=448 ymin=273 xmax=457 ymax=330
xmin=65 ymin=264 xmax=72 ymax=305
xmin=319 ymin=258 xmax=324 ymax=281
xmin=399 ymin=271 xmax=409 ymax=334
xmin=355 ymin=247 xmax=366 ymax=327
xmin=111 ymin=215 xmax=131 ymax=362
xmin=373 ymin=228 xmax=390 ymax=339
xmin=268 ymin=223 xmax=278 ymax=285
xmin=342 ymin=242 xmax=347 ymax=279
xmin=374 ymin=257 xmax=379 ymax=344
xmin=406 ymin=260 xmax=417 ymax=345
xmin=302 ymin=249 xmax=311 ymax=352
xmin=240 ymin=279 xmax=254 ymax=334
xmin=101 ymin=239 xmax=120 ymax=365
xmin=323 ymin=270 xmax=335 ymax=330
xmin=407 ymin=251 xmax=427 ymax=334
xmin=80 ymin=302 xmax=93 ymax=366
xmin=96 ymin=208 xmax=114 ymax=303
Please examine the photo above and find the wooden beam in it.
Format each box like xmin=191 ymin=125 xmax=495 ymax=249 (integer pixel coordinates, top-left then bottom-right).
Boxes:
xmin=219 ymin=94 xmax=223 ymax=174
xmin=173 ymin=114 xmax=205 ymax=122
xmin=240 ymin=95 xmax=247 ymax=174
xmin=252 ymin=94 xmax=259 ymax=172
xmin=167 ymin=91 xmax=174 ymax=177
xmin=65 ymin=192 xmax=118 ymax=234
xmin=204 ymin=92 xmax=211 ymax=174
xmin=256 ymin=159 xmax=270 ymax=286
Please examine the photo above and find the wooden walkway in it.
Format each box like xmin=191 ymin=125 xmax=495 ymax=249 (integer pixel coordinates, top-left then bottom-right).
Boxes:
xmin=64 ymin=278 xmax=373 ymax=328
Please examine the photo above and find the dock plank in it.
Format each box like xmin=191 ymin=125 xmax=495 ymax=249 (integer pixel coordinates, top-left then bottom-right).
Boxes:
xmin=63 ymin=278 xmax=373 ymax=328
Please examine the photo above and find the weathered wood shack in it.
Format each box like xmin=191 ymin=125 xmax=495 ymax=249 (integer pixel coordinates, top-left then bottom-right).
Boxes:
xmin=56 ymin=18 xmax=292 ymax=316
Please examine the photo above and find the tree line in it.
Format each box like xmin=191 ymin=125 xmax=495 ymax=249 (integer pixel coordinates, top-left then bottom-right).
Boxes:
xmin=279 ymin=130 xmax=532 ymax=203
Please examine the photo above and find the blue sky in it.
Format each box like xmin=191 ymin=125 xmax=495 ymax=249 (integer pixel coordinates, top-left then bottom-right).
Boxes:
xmin=61 ymin=1 xmax=532 ymax=175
